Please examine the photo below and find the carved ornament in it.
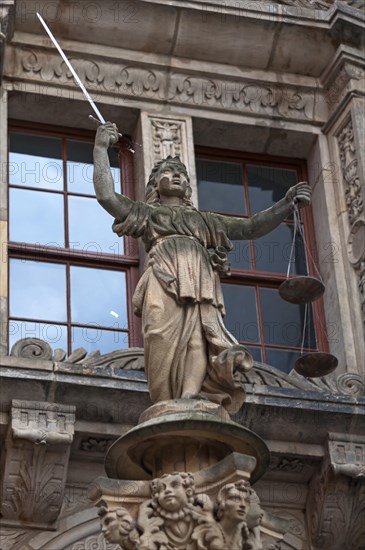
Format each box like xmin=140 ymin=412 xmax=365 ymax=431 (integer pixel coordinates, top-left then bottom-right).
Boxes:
xmin=0 ymin=399 xmax=75 ymax=528
xmin=9 ymin=338 xmax=365 ymax=397
xmin=307 ymin=433 xmax=365 ymax=549
xmin=5 ymin=47 xmax=320 ymax=123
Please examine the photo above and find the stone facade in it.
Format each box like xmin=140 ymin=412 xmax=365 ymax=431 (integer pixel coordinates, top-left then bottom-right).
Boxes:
xmin=0 ymin=1 xmax=364 ymax=548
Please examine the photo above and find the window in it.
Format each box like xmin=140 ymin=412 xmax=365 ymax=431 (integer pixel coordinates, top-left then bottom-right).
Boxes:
xmin=8 ymin=123 xmax=140 ymax=355
xmin=196 ymin=149 xmax=327 ymax=373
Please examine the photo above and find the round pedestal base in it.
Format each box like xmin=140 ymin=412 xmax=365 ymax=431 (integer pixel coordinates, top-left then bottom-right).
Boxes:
xmin=105 ymin=400 xmax=270 ymax=483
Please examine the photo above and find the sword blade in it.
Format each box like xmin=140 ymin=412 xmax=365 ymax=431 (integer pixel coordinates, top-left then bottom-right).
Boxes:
xmin=36 ymin=12 xmax=106 ymax=124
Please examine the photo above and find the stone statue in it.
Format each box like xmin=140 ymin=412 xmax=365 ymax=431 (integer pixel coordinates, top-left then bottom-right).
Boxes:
xmin=93 ymin=122 xmax=312 ymax=414
xmin=99 ymin=506 xmax=139 ymax=549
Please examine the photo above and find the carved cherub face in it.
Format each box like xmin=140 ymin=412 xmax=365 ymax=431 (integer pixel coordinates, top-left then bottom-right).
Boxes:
xmin=155 ymin=473 xmax=190 ymax=512
xmin=100 ymin=510 xmax=121 ymax=544
xmin=216 ymin=483 xmax=250 ymax=524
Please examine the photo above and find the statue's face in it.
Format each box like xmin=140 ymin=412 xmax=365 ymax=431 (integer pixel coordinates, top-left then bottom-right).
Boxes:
xmin=100 ymin=511 xmax=120 ymax=544
xmin=221 ymin=487 xmax=248 ymax=523
xmin=156 ymin=165 xmax=188 ymax=199
xmin=157 ymin=474 xmax=189 ymax=512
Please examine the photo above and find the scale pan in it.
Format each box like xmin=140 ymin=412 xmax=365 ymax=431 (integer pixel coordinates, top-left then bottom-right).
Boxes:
xmin=294 ymin=352 xmax=338 ymax=378
xmin=279 ymin=276 xmax=325 ymax=304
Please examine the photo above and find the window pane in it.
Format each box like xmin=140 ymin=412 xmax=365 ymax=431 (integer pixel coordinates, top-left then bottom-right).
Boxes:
xmin=260 ymin=288 xmax=315 ymax=348
xmin=197 ymin=159 xmax=246 ymax=215
xmin=265 ymin=348 xmax=302 ymax=374
xmin=10 ymin=259 xmax=67 ymax=321
xmin=254 ymin=223 xmax=307 ymax=274
xmin=245 ymin=345 xmax=262 ymax=362
xmin=9 ymin=320 xmax=67 ymax=352
xmin=68 ymin=196 xmax=123 ymax=254
xmin=10 ymin=188 xmax=65 ymax=246
xmin=247 ymin=165 xmax=297 ymax=214
xmin=222 ymin=284 xmax=259 ymax=343
xmin=9 ymin=133 xmax=63 ymax=190
xmin=71 ymin=326 xmax=128 ymax=354
xmin=228 ymin=240 xmax=252 ymax=270
xmin=67 ymin=140 xmax=121 ymax=195
xmin=70 ymin=266 xmax=127 ymax=327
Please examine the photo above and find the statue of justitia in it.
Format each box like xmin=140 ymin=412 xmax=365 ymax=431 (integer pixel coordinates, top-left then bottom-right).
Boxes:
xmin=93 ymin=122 xmax=312 ymax=414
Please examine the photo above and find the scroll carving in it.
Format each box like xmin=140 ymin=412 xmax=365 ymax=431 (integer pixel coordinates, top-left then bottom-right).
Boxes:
xmin=6 ymin=48 xmax=320 ymax=122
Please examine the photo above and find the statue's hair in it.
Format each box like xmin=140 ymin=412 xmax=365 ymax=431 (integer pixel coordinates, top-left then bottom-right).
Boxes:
xmin=98 ymin=506 xmax=128 ymax=520
xmin=151 ymin=471 xmax=195 ymax=504
xmin=145 ymin=156 xmax=193 ymax=207
xmin=215 ymin=481 xmax=250 ymax=521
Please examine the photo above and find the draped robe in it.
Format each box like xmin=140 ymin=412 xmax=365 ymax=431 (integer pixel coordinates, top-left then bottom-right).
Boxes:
xmin=112 ymin=199 xmax=253 ymax=414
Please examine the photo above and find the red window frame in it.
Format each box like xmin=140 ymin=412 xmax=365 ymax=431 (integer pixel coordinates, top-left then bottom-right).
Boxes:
xmin=7 ymin=120 xmax=142 ymax=354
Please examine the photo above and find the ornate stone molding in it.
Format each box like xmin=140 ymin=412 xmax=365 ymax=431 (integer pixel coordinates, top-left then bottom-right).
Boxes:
xmin=0 ymin=1 xmax=15 ymax=83
xmin=8 ymin=338 xmax=365 ymax=397
xmin=336 ymin=114 xmax=365 ymax=328
xmin=307 ymin=432 xmax=365 ymax=549
xmin=0 ymin=399 xmax=75 ymax=528
xmin=4 ymin=46 xmax=323 ymax=124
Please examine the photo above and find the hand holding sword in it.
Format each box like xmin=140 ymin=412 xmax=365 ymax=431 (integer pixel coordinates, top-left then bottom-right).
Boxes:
xmin=36 ymin=12 xmax=135 ymax=153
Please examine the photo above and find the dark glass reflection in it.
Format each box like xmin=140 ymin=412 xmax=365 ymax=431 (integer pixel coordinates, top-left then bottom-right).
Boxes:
xmin=260 ymin=288 xmax=316 ymax=348
xmin=68 ymin=196 xmax=124 ymax=254
xmin=10 ymin=259 xmax=67 ymax=321
xmin=247 ymin=165 xmax=297 ymax=214
xmin=70 ymin=266 xmax=127 ymax=327
xmin=71 ymin=326 xmax=128 ymax=354
xmin=222 ymin=284 xmax=259 ymax=343
xmin=9 ymin=133 xmax=63 ymax=190
xmin=197 ymin=159 xmax=246 ymax=215
xmin=8 ymin=320 xmax=67 ymax=352
xmin=228 ymin=240 xmax=252 ymax=271
xmin=67 ymin=140 xmax=121 ymax=195
xmin=10 ymin=188 xmax=65 ymax=246
xmin=254 ymin=223 xmax=307 ymax=274
xmin=265 ymin=348 xmax=302 ymax=374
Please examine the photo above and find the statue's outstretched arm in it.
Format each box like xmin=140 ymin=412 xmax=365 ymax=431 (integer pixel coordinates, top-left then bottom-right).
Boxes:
xmin=223 ymin=182 xmax=312 ymax=240
xmin=93 ymin=122 xmax=134 ymax=219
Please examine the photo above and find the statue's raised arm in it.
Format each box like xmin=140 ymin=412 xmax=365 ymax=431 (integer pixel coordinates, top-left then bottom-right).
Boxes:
xmin=93 ymin=122 xmax=134 ymax=219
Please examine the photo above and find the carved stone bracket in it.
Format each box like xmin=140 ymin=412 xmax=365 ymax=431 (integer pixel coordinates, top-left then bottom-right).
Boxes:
xmin=0 ymin=399 xmax=75 ymax=528
xmin=307 ymin=432 xmax=365 ymax=549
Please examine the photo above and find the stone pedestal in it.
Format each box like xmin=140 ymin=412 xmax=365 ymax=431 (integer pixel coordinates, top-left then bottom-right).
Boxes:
xmin=90 ymin=400 xmax=290 ymax=549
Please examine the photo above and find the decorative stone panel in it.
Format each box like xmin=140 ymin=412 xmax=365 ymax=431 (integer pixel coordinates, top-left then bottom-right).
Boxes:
xmin=0 ymin=399 xmax=75 ymax=528
xmin=336 ymin=114 xmax=365 ymax=329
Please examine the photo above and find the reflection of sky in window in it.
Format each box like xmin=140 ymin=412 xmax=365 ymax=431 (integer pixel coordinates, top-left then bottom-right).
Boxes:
xmin=197 ymin=159 xmax=246 ymax=215
xmin=67 ymin=140 xmax=121 ymax=195
xmin=71 ymin=326 xmax=128 ymax=354
xmin=8 ymin=320 xmax=67 ymax=352
xmin=68 ymin=196 xmax=123 ymax=254
xmin=253 ymin=224 xmax=307 ymax=274
xmin=260 ymin=288 xmax=315 ymax=348
xmin=222 ymin=284 xmax=259 ymax=343
xmin=10 ymin=259 xmax=67 ymax=321
xmin=247 ymin=165 xmax=297 ymax=214
xmin=9 ymin=133 xmax=63 ymax=190
xmin=10 ymin=188 xmax=65 ymax=246
xmin=70 ymin=266 xmax=127 ymax=327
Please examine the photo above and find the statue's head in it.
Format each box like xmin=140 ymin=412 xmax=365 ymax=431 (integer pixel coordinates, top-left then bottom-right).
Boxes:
xmin=151 ymin=472 xmax=195 ymax=513
xmin=146 ymin=156 xmax=193 ymax=206
xmin=215 ymin=481 xmax=250 ymax=523
xmin=98 ymin=506 xmax=134 ymax=544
